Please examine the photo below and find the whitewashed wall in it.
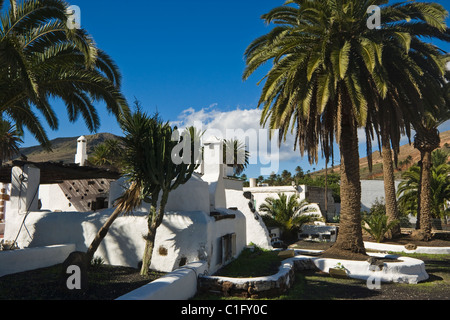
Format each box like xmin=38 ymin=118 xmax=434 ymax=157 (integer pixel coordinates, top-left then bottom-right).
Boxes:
xmin=360 ymin=180 xmax=402 ymax=212
xmin=4 ymin=174 xmax=247 ymax=273
xmin=39 ymin=184 xmax=76 ymax=212
xmin=225 ymin=189 xmax=272 ymax=250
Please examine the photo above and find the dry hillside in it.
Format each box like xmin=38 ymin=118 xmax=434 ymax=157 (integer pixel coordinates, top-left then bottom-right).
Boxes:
xmin=315 ymin=130 xmax=450 ymax=180
xmin=12 ymin=132 xmax=121 ymax=164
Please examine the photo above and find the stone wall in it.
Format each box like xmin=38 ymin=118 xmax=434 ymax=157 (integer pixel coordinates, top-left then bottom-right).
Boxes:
xmin=197 ymin=257 xmax=317 ymax=299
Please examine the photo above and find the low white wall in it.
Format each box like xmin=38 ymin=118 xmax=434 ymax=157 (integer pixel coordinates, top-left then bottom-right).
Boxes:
xmin=4 ymin=209 xmax=149 ymax=269
xmin=0 ymin=244 xmax=76 ymax=277
xmin=363 ymin=241 xmax=450 ymax=255
xmin=310 ymin=253 xmax=429 ymax=284
xmin=360 ymin=180 xmax=401 ymax=211
xmin=244 ymin=186 xmax=302 ymax=212
xmin=116 ymin=261 xmax=208 ymax=300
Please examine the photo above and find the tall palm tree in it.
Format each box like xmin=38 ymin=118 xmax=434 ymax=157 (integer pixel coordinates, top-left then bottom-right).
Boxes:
xmin=243 ymin=0 xmax=449 ymax=258
xmin=372 ymin=40 xmax=450 ymax=240
xmin=0 ymin=119 xmax=23 ymax=166
xmin=0 ymin=0 xmax=128 ymax=148
xmin=259 ymin=193 xmax=319 ymax=242
xmin=413 ymin=109 xmax=450 ymax=239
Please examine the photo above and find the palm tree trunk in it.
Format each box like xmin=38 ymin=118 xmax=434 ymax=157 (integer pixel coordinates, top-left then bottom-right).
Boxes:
xmin=414 ymin=129 xmax=440 ymax=240
xmin=381 ymin=131 xmax=401 ymax=239
xmin=324 ymin=114 xmax=366 ymax=258
xmin=418 ymin=150 xmax=433 ymax=240
xmin=140 ymin=191 xmax=169 ymax=276
xmin=415 ymin=159 xmax=423 ymax=230
xmin=86 ymin=206 xmax=122 ymax=263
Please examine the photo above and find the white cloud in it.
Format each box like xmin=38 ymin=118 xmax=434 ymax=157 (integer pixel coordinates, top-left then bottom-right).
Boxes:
xmin=172 ymin=105 xmax=301 ymax=164
xmin=173 ymin=105 xmax=440 ymax=173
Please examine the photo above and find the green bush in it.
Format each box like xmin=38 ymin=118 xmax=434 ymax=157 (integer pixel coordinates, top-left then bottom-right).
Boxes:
xmin=362 ymin=211 xmax=400 ymax=243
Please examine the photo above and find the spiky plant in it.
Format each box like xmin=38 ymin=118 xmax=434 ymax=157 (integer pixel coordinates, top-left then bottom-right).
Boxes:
xmin=259 ymin=193 xmax=319 ymax=242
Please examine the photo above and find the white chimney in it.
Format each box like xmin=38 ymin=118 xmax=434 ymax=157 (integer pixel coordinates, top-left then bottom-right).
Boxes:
xmin=201 ymin=136 xmax=226 ymax=211
xmin=75 ymin=136 xmax=87 ymax=166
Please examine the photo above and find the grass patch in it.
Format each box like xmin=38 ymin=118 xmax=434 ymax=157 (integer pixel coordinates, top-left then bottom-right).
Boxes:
xmin=214 ymin=246 xmax=283 ymax=278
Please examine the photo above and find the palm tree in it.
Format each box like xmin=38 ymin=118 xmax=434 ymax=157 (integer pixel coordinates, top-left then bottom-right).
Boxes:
xmin=223 ymin=138 xmax=250 ymax=176
xmin=243 ymin=0 xmax=449 ymax=258
xmin=0 ymin=0 xmax=128 ymax=148
xmin=259 ymin=193 xmax=319 ymax=243
xmin=88 ymin=139 xmax=123 ymax=170
xmin=398 ymin=149 xmax=450 ymax=231
xmin=0 ymin=119 xmax=23 ymax=166
xmin=413 ymin=109 xmax=450 ymax=240
xmin=397 ymin=165 xmax=421 ymax=218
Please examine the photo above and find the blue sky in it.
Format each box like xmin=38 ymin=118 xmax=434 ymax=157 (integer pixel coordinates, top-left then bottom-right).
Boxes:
xmin=16 ymin=0 xmax=450 ymax=178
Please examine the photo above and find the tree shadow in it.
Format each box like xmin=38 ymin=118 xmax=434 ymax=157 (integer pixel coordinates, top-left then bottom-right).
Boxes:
xmin=156 ymin=211 xmax=207 ymax=271
xmin=27 ymin=209 xmax=147 ymax=269
xmin=288 ymin=270 xmax=384 ymax=300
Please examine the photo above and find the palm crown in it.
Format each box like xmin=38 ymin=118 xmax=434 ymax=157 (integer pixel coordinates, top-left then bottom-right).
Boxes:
xmin=244 ymin=0 xmax=449 ymax=165
xmin=0 ymin=0 xmax=129 ymax=148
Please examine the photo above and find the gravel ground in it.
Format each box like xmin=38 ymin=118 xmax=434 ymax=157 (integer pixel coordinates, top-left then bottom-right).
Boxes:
xmin=0 ymin=264 xmax=164 ymax=300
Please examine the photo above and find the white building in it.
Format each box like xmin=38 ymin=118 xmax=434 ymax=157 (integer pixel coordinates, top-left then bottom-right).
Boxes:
xmin=2 ymin=135 xmax=272 ymax=274
xmin=243 ymin=184 xmax=337 ymax=222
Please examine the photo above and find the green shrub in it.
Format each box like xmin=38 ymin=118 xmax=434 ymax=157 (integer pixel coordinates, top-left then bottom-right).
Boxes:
xmin=362 ymin=212 xmax=399 ymax=243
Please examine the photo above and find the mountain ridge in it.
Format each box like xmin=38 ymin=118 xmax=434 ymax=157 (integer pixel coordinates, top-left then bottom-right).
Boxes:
xmin=313 ymin=130 xmax=450 ymax=180
xmin=14 ymin=132 xmax=121 ymax=164
xmin=13 ymin=130 xmax=450 ymax=180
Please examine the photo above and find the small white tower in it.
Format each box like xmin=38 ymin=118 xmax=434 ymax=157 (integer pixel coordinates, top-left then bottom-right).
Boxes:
xmin=75 ymin=136 xmax=87 ymax=166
